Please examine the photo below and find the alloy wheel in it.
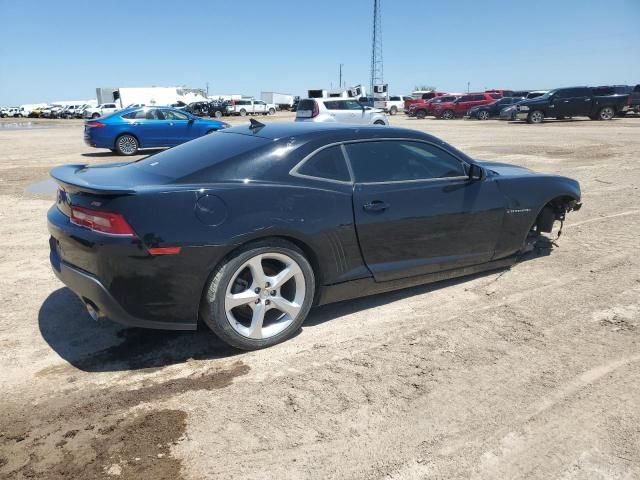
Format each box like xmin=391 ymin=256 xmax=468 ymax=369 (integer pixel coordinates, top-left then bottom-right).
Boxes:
xmin=442 ymin=110 xmax=454 ymax=120
xmin=224 ymin=252 xmax=306 ymax=340
xmin=478 ymin=111 xmax=489 ymax=120
xmin=117 ymin=135 xmax=138 ymax=155
xmin=599 ymin=107 xmax=614 ymax=120
xmin=530 ymin=111 xmax=544 ymax=124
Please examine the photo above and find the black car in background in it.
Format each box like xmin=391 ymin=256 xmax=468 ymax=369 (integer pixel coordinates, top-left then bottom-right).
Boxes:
xmin=516 ymin=86 xmax=629 ymax=123
xmin=184 ymin=101 xmax=210 ymax=117
xmin=467 ymin=97 xmax=524 ymax=120
xmin=48 ymin=122 xmax=581 ymax=350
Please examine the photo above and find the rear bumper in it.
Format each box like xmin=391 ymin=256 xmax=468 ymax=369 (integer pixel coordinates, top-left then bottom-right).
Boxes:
xmin=50 ymin=246 xmax=196 ymax=331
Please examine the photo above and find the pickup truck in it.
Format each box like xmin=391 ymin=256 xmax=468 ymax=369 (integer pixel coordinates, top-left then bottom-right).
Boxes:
xmin=516 ymin=87 xmax=630 ymax=123
xmin=432 ymin=92 xmax=501 ymax=119
xmin=83 ymin=103 xmax=119 ymax=119
xmin=374 ymin=96 xmax=405 ymax=115
xmin=226 ymin=99 xmax=276 ymax=116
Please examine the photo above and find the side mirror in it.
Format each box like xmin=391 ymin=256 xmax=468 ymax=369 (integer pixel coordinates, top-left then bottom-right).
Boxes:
xmin=363 ymin=106 xmax=372 ymax=110
xmin=468 ymin=163 xmax=484 ymax=181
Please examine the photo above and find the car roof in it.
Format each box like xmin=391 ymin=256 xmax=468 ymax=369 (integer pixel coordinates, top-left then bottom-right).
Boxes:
xmin=221 ymin=122 xmax=430 ymax=142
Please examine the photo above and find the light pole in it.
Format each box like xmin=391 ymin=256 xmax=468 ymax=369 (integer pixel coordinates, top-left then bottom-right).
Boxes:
xmin=339 ymin=64 xmax=343 ymax=89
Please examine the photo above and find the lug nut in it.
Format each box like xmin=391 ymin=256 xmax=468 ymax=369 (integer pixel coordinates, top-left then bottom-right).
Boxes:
xmin=254 ymin=287 xmax=261 ymax=293
xmin=270 ymin=290 xmax=276 ymax=296
xmin=265 ymin=282 xmax=271 ymax=288
xmin=254 ymin=299 xmax=260 ymax=304
xmin=265 ymin=299 xmax=270 ymax=306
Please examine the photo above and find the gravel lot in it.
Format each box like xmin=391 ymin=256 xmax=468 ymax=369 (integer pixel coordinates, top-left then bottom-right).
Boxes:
xmin=1 ymin=113 xmax=639 ymax=479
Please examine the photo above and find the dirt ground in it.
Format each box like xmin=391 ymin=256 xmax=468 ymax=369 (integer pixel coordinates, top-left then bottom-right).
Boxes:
xmin=0 ymin=113 xmax=639 ymax=480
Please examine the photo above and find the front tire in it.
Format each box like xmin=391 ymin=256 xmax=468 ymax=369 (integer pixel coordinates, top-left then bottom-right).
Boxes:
xmin=91 ymin=113 xmax=100 ymax=119
xmin=373 ymin=120 xmax=386 ymax=125
xmin=441 ymin=109 xmax=455 ymax=120
xmin=115 ymin=134 xmax=139 ymax=156
xmin=202 ymin=239 xmax=315 ymax=350
xmin=598 ymin=106 xmax=615 ymax=120
xmin=213 ymin=110 xmax=223 ymax=119
xmin=389 ymin=106 xmax=398 ymax=115
xmin=415 ymin=109 xmax=426 ymax=119
xmin=527 ymin=110 xmax=544 ymax=124
xmin=477 ymin=110 xmax=490 ymax=120
xmin=239 ymin=109 xmax=247 ymax=117
xmin=268 ymin=108 xmax=276 ymax=115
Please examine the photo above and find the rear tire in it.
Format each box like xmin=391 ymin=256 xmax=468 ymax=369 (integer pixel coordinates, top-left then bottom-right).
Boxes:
xmin=477 ymin=110 xmax=490 ymax=120
xmin=389 ymin=106 xmax=398 ymax=115
xmin=214 ymin=110 xmax=223 ymax=119
xmin=201 ymin=239 xmax=315 ymax=350
xmin=268 ymin=108 xmax=276 ymax=115
xmin=374 ymin=120 xmax=386 ymax=125
xmin=91 ymin=113 xmax=100 ymax=119
xmin=527 ymin=110 xmax=544 ymax=124
xmin=598 ymin=106 xmax=615 ymax=120
xmin=115 ymin=134 xmax=139 ymax=156
xmin=239 ymin=109 xmax=247 ymax=117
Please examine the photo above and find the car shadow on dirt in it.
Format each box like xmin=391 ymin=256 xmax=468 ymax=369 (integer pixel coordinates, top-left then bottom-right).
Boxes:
xmin=39 ymin=241 xmax=553 ymax=372
xmin=38 ymin=288 xmax=238 ymax=373
xmin=306 ymin=240 xmax=553 ymax=327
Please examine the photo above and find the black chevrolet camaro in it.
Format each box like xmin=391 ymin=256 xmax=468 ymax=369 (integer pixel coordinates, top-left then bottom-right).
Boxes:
xmin=48 ymin=122 xmax=581 ymax=350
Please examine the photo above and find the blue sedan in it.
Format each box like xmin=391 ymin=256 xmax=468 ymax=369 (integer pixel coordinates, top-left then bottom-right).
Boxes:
xmin=84 ymin=106 xmax=230 ymax=155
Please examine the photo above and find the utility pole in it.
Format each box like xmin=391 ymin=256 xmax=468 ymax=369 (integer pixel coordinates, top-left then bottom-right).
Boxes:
xmin=370 ymin=0 xmax=383 ymax=97
xmin=467 ymin=81 xmax=470 ymax=93
xmin=339 ymin=64 xmax=343 ymax=89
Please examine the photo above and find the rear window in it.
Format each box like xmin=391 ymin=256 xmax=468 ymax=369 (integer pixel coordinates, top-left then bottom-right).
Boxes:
xmin=389 ymin=96 xmax=401 ymax=101
xmin=133 ymin=132 xmax=270 ymax=180
xmin=297 ymin=100 xmax=316 ymax=112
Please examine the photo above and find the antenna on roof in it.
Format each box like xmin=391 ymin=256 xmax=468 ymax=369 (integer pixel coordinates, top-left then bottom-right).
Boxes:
xmin=249 ymin=118 xmax=265 ymax=130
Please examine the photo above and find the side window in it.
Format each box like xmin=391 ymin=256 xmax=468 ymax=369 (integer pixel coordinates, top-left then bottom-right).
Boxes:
xmin=555 ymin=89 xmax=574 ymax=99
xmin=343 ymin=100 xmax=362 ymax=110
xmin=324 ymin=101 xmax=339 ymax=110
xmin=297 ymin=145 xmax=351 ymax=182
xmin=163 ymin=110 xmax=189 ymax=120
xmin=345 ymin=141 xmax=466 ymax=183
xmin=459 ymin=95 xmax=473 ymax=102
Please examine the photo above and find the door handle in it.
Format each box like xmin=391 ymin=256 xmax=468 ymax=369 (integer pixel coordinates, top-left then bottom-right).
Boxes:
xmin=363 ymin=200 xmax=389 ymax=212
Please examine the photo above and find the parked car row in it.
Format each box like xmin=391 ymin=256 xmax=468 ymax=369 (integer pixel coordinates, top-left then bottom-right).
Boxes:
xmin=403 ymin=85 xmax=639 ymax=124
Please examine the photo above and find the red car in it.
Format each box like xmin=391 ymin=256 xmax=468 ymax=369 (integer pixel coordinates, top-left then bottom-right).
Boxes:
xmin=407 ymin=95 xmax=462 ymax=119
xmin=403 ymin=91 xmax=447 ymax=112
xmin=432 ymin=92 xmax=502 ymax=119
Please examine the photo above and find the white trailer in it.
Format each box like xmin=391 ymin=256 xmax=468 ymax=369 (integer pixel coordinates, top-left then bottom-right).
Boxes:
xmin=261 ymin=92 xmax=295 ymax=110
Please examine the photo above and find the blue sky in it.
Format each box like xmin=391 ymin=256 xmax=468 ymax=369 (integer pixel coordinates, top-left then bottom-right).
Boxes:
xmin=1 ymin=0 xmax=639 ymax=105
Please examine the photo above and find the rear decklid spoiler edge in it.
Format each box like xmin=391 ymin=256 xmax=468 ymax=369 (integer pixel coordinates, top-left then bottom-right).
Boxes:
xmin=50 ymin=164 xmax=136 ymax=195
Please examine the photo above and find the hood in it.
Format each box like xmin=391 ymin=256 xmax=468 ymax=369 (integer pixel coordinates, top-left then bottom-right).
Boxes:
xmin=476 ymin=160 xmax=535 ymax=176
xmin=518 ymin=97 xmax=547 ymax=108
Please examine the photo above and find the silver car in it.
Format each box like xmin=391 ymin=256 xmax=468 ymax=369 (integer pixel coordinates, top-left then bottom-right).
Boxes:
xmin=295 ymin=98 xmax=389 ymax=125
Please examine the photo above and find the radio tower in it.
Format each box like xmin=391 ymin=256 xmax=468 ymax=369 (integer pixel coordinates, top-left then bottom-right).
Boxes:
xmin=370 ymin=0 xmax=383 ymax=97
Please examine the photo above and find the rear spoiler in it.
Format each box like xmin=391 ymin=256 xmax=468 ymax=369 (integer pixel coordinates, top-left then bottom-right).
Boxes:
xmin=50 ymin=164 xmax=136 ymax=195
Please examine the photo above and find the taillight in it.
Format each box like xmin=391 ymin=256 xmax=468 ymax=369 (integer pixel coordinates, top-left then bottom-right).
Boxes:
xmin=311 ymin=100 xmax=319 ymax=118
xmin=86 ymin=121 xmax=105 ymax=128
xmin=70 ymin=206 xmax=135 ymax=236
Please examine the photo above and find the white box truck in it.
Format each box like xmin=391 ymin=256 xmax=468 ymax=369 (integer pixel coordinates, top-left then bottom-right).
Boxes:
xmin=261 ymin=92 xmax=295 ymax=110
